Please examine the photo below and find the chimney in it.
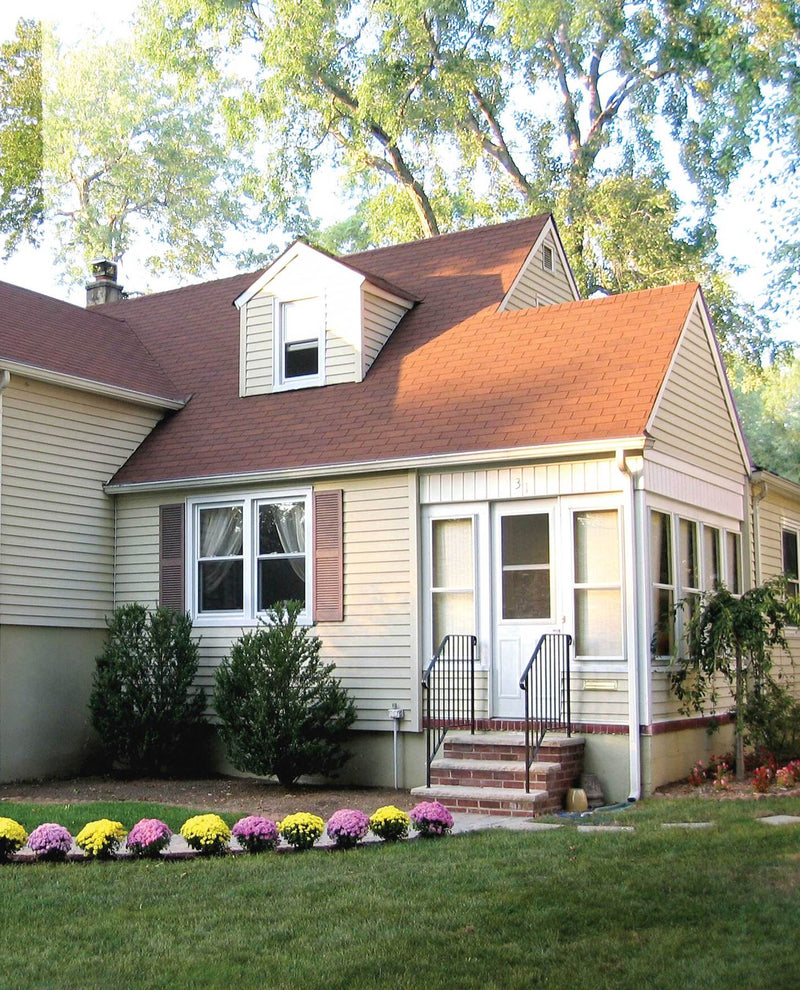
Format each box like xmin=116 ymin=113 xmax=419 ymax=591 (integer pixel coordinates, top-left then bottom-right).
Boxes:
xmin=86 ymin=259 xmax=124 ymax=306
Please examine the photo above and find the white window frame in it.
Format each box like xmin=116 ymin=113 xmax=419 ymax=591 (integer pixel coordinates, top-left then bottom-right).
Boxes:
xmin=648 ymin=502 xmax=742 ymax=665
xmin=187 ymin=489 xmax=312 ymax=627
xmin=782 ymin=524 xmax=800 ymax=598
xmin=422 ymin=503 xmax=490 ymax=669
xmin=570 ymin=506 xmax=625 ymax=662
xmin=274 ymin=296 xmax=325 ymax=391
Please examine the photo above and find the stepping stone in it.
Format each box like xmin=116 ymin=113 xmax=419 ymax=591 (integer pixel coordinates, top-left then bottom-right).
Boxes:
xmin=576 ymin=825 xmax=634 ymax=833
xmin=662 ymin=822 xmax=715 ymax=830
xmin=758 ymin=815 xmax=800 ymax=826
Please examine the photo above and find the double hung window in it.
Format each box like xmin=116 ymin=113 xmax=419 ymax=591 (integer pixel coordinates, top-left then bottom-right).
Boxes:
xmin=783 ymin=528 xmax=799 ymax=597
xmin=278 ymin=298 xmax=323 ymax=386
xmin=191 ymin=492 xmax=310 ymax=622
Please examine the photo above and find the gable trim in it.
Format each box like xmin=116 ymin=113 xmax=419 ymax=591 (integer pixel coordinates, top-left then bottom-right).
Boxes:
xmin=498 ymin=215 xmax=581 ymax=311
xmin=105 ymin=435 xmax=647 ymax=493
xmin=0 ymin=361 xmax=185 ymax=410
xmin=645 ymin=290 xmax=751 ymax=473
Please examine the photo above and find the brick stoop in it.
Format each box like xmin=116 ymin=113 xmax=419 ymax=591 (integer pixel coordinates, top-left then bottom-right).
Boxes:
xmin=411 ymin=731 xmax=585 ymax=818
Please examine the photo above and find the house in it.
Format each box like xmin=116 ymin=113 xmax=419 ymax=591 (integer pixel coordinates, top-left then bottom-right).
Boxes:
xmin=1 ymin=214 xmax=797 ymax=805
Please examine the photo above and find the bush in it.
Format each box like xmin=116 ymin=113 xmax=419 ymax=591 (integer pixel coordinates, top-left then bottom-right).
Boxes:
xmin=369 ymin=805 xmax=410 ymax=842
xmin=180 ymin=814 xmax=230 ymax=856
xmin=743 ymin=682 xmax=800 ymax=764
xmin=75 ymin=819 xmax=127 ymax=859
xmin=214 ymin=601 xmax=357 ymax=786
xmin=278 ymin=812 xmax=324 ymax=850
xmin=89 ymin=604 xmax=206 ymax=773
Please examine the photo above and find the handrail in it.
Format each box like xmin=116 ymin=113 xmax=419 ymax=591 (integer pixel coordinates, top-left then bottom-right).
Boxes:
xmin=422 ymin=634 xmax=477 ymax=787
xmin=519 ymin=633 xmax=573 ymax=793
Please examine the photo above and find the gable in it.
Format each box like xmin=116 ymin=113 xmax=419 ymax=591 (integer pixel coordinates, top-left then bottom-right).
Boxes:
xmin=648 ymin=297 xmax=749 ymax=482
xmin=499 ymin=217 xmax=580 ymax=311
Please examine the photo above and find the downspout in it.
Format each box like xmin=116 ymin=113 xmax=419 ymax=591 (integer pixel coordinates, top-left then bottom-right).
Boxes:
xmin=617 ymin=449 xmax=645 ymax=801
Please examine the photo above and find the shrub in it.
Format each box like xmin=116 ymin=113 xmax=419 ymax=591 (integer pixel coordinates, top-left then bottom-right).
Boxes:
xmin=752 ymin=766 xmax=773 ymax=793
xmin=688 ymin=760 xmax=707 ymax=787
xmin=369 ymin=806 xmax=410 ymax=842
xmin=326 ymin=809 xmax=370 ymax=849
xmin=231 ymin=816 xmax=279 ymax=854
xmin=279 ymin=813 xmax=324 ymax=850
xmin=126 ymin=819 xmax=172 ymax=858
xmin=410 ymin=801 xmax=454 ymax=837
xmin=775 ymin=766 xmax=794 ymax=789
xmin=214 ymin=601 xmax=357 ymax=786
xmin=743 ymin=682 xmax=800 ymax=765
xmin=27 ymin=823 xmax=73 ymax=861
xmin=89 ymin=604 xmax=206 ymax=773
xmin=0 ymin=817 xmax=28 ymax=862
xmin=180 ymin=814 xmax=230 ymax=856
xmin=75 ymin=819 xmax=127 ymax=859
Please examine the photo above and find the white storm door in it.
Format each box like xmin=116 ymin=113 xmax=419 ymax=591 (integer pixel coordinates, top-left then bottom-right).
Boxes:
xmin=492 ymin=503 xmax=558 ymax=718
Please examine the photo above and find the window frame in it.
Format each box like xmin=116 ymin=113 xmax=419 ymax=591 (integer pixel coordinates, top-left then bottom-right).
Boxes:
xmin=571 ymin=507 xmax=624 ymax=661
xmin=274 ymin=296 xmax=325 ymax=391
xmin=782 ymin=526 xmax=800 ymax=598
xmin=188 ymin=489 xmax=312 ymax=627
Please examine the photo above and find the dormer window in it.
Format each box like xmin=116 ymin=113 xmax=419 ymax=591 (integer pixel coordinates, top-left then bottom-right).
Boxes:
xmin=278 ymin=297 xmax=323 ymax=388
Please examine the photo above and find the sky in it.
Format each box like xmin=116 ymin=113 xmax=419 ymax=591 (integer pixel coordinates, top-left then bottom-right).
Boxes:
xmin=0 ymin=1 xmax=795 ymax=343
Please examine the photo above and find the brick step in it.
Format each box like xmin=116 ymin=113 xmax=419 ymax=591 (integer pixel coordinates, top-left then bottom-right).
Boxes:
xmin=441 ymin=731 xmax=585 ymax=762
xmin=429 ymin=758 xmax=561 ymax=789
xmin=410 ymin=784 xmax=559 ymax=818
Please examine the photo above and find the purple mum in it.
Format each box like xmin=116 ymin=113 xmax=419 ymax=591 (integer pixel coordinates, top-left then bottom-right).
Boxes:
xmin=410 ymin=801 xmax=454 ymax=837
xmin=126 ymin=818 xmax=172 ymax=858
xmin=326 ymin=809 xmax=370 ymax=849
xmin=231 ymin=816 xmax=279 ymax=853
xmin=27 ymin=823 xmax=73 ymax=861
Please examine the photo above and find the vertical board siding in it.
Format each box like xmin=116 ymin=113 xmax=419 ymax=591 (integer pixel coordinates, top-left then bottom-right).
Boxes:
xmin=242 ymin=292 xmax=273 ymax=395
xmin=649 ymin=308 xmax=746 ymax=483
xmin=362 ymin=292 xmax=408 ymax=376
xmin=0 ymin=377 xmax=162 ymax=626
xmin=503 ymin=232 xmax=577 ymax=310
xmin=115 ymin=473 xmax=416 ymax=730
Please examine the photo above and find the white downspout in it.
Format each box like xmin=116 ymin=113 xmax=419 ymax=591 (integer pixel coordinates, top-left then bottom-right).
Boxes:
xmin=617 ymin=449 xmax=645 ymax=801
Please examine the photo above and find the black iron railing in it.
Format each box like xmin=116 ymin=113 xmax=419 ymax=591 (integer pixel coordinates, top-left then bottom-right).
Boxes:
xmin=422 ymin=634 xmax=477 ymax=787
xmin=519 ymin=633 xmax=573 ymax=792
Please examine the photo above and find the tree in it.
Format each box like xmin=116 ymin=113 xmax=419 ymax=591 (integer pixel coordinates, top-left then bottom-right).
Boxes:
xmin=671 ymin=579 xmax=800 ymax=780
xmin=731 ymin=355 xmax=800 ymax=482
xmin=140 ymin=0 xmax=784 ymax=364
xmin=214 ymin=601 xmax=357 ymax=786
xmin=0 ymin=19 xmax=42 ymax=255
xmin=89 ymin=604 xmax=207 ymax=774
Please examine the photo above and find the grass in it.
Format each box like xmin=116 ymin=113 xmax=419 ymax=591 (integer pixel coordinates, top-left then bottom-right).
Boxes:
xmin=1 ymin=797 xmax=799 ymax=989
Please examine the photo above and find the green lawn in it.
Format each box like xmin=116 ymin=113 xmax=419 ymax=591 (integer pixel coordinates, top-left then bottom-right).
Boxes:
xmin=1 ymin=797 xmax=798 ymax=990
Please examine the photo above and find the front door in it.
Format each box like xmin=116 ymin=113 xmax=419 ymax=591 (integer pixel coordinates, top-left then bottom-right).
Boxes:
xmin=492 ymin=503 xmax=559 ymax=718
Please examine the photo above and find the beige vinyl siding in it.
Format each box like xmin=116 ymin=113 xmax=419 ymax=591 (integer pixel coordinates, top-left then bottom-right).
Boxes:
xmin=324 ymin=280 xmax=359 ymax=385
xmin=503 ymin=232 xmax=577 ymax=311
xmin=115 ymin=472 xmax=417 ymax=731
xmin=570 ymin=676 xmax=630 ymax=725
xmin=649 ymin=306 xmax=746 ymax=483
xmin=362 ymin=291 xmax=408 ymax=376
xmin=240 ymin=291 xmax=273 ymax=395
xmin=0 ymin=376 xmax=162 ymax=627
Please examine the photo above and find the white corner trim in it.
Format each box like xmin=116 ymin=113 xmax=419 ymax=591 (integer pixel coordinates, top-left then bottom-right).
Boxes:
xmin=0 ymin=360 xmax=185 ymax=410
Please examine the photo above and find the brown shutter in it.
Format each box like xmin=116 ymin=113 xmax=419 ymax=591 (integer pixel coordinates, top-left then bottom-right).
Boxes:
xmin=159 ymin=503 xmax=185 ymax=611
xmin=313 ymin=489 xmax=343 ymax=622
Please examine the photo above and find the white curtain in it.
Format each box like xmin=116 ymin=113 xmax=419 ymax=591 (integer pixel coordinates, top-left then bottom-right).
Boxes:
xmin=199 ymin=506 xmax=243 ymax=596
xmin=271 ymin=502 xmax=306 ymax=580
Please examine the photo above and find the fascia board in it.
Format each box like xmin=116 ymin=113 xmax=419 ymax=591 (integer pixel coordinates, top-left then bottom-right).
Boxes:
xmin=234 ymin=242 xmax=364 ymax=310
xmin=1 ymin=361 xmax=185 ymax=410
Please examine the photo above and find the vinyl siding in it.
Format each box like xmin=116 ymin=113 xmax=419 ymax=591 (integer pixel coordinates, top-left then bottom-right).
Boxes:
xmin=503 ymin=231 xmax=577 ymax=310
xmin=0 ymin=376 xmax=162 ymax=627
xmin=324 ymin=280 xmax=359 ymax=385
xmin=114 ymin=472 xmax=417 ymax=731
xmin=240 ymin=292 xmax=273 ymax=396
xmin=649 ymin=306 xmax=746 ymax=484
xmin=362 ymin=291 xmax=408 ymax=376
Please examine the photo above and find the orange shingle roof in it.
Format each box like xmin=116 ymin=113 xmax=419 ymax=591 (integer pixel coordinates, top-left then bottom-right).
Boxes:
xmin=99 ymin=217 xmax=699 ymax=487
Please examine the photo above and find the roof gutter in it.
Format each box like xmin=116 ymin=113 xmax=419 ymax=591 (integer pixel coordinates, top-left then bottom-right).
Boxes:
xmin=0 ymin=359 xmax=185 ymax=410
xmin=105 ymin=435 xmax=648 ymax=494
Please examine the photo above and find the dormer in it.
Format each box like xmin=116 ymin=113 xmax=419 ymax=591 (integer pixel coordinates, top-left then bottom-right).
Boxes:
xmin=235 ymin=242 xmax=416 ymax=396
xmin=499 ymin=215 xmax=580 ymax=311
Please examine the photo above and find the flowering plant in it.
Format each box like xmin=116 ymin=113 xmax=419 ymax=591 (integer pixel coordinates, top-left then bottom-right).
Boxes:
xmin=326 ymin=809 xmax=370 ymax=849
xmin=775 ymin=766 xmax=794 ymax=789
xmin=0 ymin=817 xmax=28 ymax=862
xmin=126 ymin=819 xmax=173 ymax=858
xmin=410 ymin=800 xmax=454 ymax=837
xmin=27 ymin=823 xmax=73 ymax=861
xmin=231 ymin=816 xmax=279 ymax=854
xmin=687 ymin=760 xmax=706 ymax=787
xmin=369 ymin=805 xmax=410 ymax=842
xmin=786 ymin=759 xmax=800 ymax=783
xmin=712 ymin=761 xmax=731 ymax=792
xmin=752 ymin=765 xmax=773 ymax=793
xmin=180 ymin=814 xmax=230 ymax=856
xmin=75 ymin=819 xmax=127 ymax=859
xmin=278 ymin=812 xmax=325 ymax=850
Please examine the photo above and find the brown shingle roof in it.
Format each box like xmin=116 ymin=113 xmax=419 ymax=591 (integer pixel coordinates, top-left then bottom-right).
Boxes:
xmin=104 ymin=217 xmax=700 ymax=487
xmin=0 ymin=280 xmax=184 ymax=404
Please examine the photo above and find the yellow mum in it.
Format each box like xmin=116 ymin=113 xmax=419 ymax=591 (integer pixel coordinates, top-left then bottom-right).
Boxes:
xmin=180 ymin=814 xmax=231 ymax=856
xmin=278 ymin=812 xmax=324 ymax=850
xmin=75 ymin=819 xmax=127 ymax=858
xmin=369 ymin=805 xmax=410 ymax=841
xmin=0 ymin=817 xmax=29 ymax=861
